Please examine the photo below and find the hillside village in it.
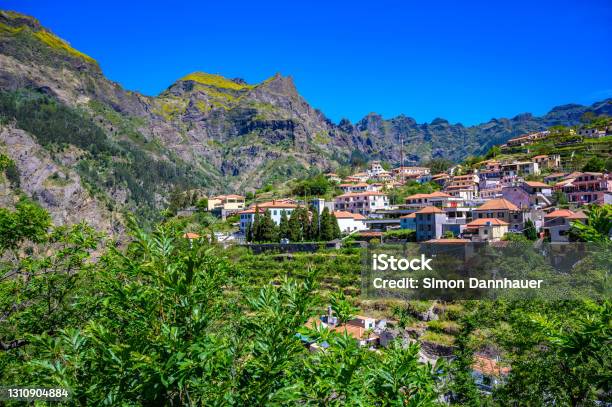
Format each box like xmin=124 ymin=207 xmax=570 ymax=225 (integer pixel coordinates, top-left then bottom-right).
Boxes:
xmin=181 ymin=120 xmax=612 ymax=246
xmin=165 ymin=121 xmax=611 ymax=392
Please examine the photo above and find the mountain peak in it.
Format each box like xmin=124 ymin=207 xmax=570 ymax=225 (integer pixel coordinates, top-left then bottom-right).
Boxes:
xmin=258 ymin=73 xmax=298 ymax=97
xmin=180 ymin=72 xmax=254 ymax=91
xmin=0 ymin=10 xmax=98 ymax=68
xmin=0 ymin=10 xmax=41 ymax=30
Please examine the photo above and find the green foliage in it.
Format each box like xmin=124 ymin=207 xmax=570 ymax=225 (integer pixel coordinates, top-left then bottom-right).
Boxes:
xmin=387 ymin=181 xmax=440 ymax=205
xmin=292 ymin=174 xmax=332 ymax=197
xmin=484 ymin=145 xmax=501 ymax=159
xmin=0 ymin=201 xmax=99 ymax=369
xmin=0 ymin=90 xmax=112 ymax=155
xmin=329 ymin=291 xmax=359 ymax=324
xmin=195 ymin=197 xmax=209 ymax=212
xmin=0 ymin=197 xmax=51 ymax=252
xmin=448 ymin=314 xmax=482 ymax=406
xmin=582 ymin=156 xmax=607 ymax=172
xmin=181 ymin=72 xmax=253 ymax=91
xmin=384 ymin=229 xmax=417 ymax=241
xmin=278 ymin=210 xmax=290 ymax=239
xmin=319 ymin=207 xmax=341 ymax=241
xmin=1 ymin=218 xmax=443 ymax=405
xmin=553 ymin=189 xmax=568 ymax=206
xmin=425 ymin=158 xmax=454 ymax=174
xmin=0 ymin=153 xmax=20 ymax=187
xmin=570 ymin=204 xmax=612 ymax=242
xmin=493 ymin=301 xmax=612 ymax=406
xmin=442 ymin=230 xmax=456 ymax=239
xmin=523 ymin=219 xmax=538 ymax=241
xmin=501 ymin=232 xmax=530 ymax=242
xmin=0 ymin=89 xmax=206 ymax=219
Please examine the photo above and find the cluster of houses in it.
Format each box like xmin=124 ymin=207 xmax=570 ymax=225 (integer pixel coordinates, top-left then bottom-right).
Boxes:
xmin=193 ymin=147 xmax=610 ymax=245
xmin=501 ymin=125 xmax=612 ymax=150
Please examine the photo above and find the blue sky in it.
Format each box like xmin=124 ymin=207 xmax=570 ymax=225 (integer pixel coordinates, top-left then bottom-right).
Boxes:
xmin=3 ymin=0 xmax=612 ymax=125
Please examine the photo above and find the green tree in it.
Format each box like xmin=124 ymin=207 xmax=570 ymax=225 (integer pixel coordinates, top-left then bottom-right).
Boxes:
xmin=426 ymin=158 xmax=454 ymax=174
xmin=0 ymin=200 xmax=98 ymax=354
xmin=449 ymin=314 xmax=482 ymax=406
xmin=553 ymin=189 xmax=568 ymax=206
xmin=252 ymin=206 xmax=262 ymax=242
xmin=258 ymin=209 xmax=278 ymax=242
xmin=582 ymin=157 xmax=606 ymax=172
xmin=485 ymin=145 xmax=501 ymax=159
xmin=278 ymin=210 xmax=290 ymax=239
xmin=329 ymin=292 xmax=359 ymax=324
xmin=331 ymin=213 xmax=341 ymax=239
xmin=319 ymin=207 xmax=335 ymax=241
xmin=570 ymin=204 xmax=612 ymax=242
xmin=309 ymin=209 xmax=320 ymax=241
xmin=245 ymin=221 xmax=253 ymax=242
xmin=288 ymin=207 xmax=304 ymax=242
xmin=0 ymin=197 xmax=51 ymax=252
xmin=195 ymin=197 xmax=209 ymax=212
xmin=523 ymin=219 xmax=538 ymax=241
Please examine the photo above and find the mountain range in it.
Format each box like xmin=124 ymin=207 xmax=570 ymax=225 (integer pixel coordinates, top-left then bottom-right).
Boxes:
xmin=1 ymin=10 xmax=611 ymax=229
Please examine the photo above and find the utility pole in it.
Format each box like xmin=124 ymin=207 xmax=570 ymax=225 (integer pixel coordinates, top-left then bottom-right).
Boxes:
xmin=400 ymin=134 xmax=405 ymax=169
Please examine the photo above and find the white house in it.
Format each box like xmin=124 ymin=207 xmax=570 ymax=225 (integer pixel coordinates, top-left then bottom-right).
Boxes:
xmin=238 ymin=200 xmax=298 ymax=233
xmin=367 ymin=161 xmax=386 ymax=177
xmin=333 ymin=211 xmax=367 ymax=233
xmin=334 ymin=192 xmax=389 ymax=216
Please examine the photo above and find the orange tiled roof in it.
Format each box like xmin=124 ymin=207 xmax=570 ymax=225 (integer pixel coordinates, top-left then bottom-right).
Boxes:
xmin=544 ymin=209 xmax=574 ymax=218
xmin=475 ymin=198 xmax=519 ymax=211
xmin=524 ymin=181 xmax=549 ymax=187
xmin=416 ymin=206 xmax=445 ymax=214
xmin=400 ymin=213 xmax=417 ymax=218
xmin=466 ymin=218 xmax=509 ymax=227
xmin=183 ymin=232 xmax=201 ymax=239
xmin=473 ymin=355 xmax=510 ymax=376
xmin=333 ymin=211 xmax=366 ymax=220
xmin=567 ymin=211 xmax=588 ymax=220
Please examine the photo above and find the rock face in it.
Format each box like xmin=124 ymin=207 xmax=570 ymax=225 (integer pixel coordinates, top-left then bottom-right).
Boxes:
xmin=0 ymin=126 xmax=113 ymax=232
xmin=1 ymin=10 xmax=611 ymax=227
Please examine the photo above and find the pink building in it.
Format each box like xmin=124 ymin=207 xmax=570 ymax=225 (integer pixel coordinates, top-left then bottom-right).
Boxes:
xmin=560 ymin=172 xmax=612 ymax=205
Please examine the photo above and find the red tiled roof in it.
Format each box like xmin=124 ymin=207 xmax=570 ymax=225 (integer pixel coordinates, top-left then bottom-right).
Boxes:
xmin=333 ymin=211 xmax=366 ymax=220
xmin=544 ymin=209 xmax=574 ymax=218
xmin=416 ymin=206 xmax=445 ymax=214
xmin=524 ymin=181 xmax=549 ymax=187
xmin=476 ymin=198 xmax=519 ymax=211
xmin=567 ymin=211 xmax=588 ymax=220
xmin=473 ymin=355 xmax=510 ymax=376
xmin=400 ymin=213 xmax=416 ymax=218
xmin=466 ymin=218 xmax=509 ymax=227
